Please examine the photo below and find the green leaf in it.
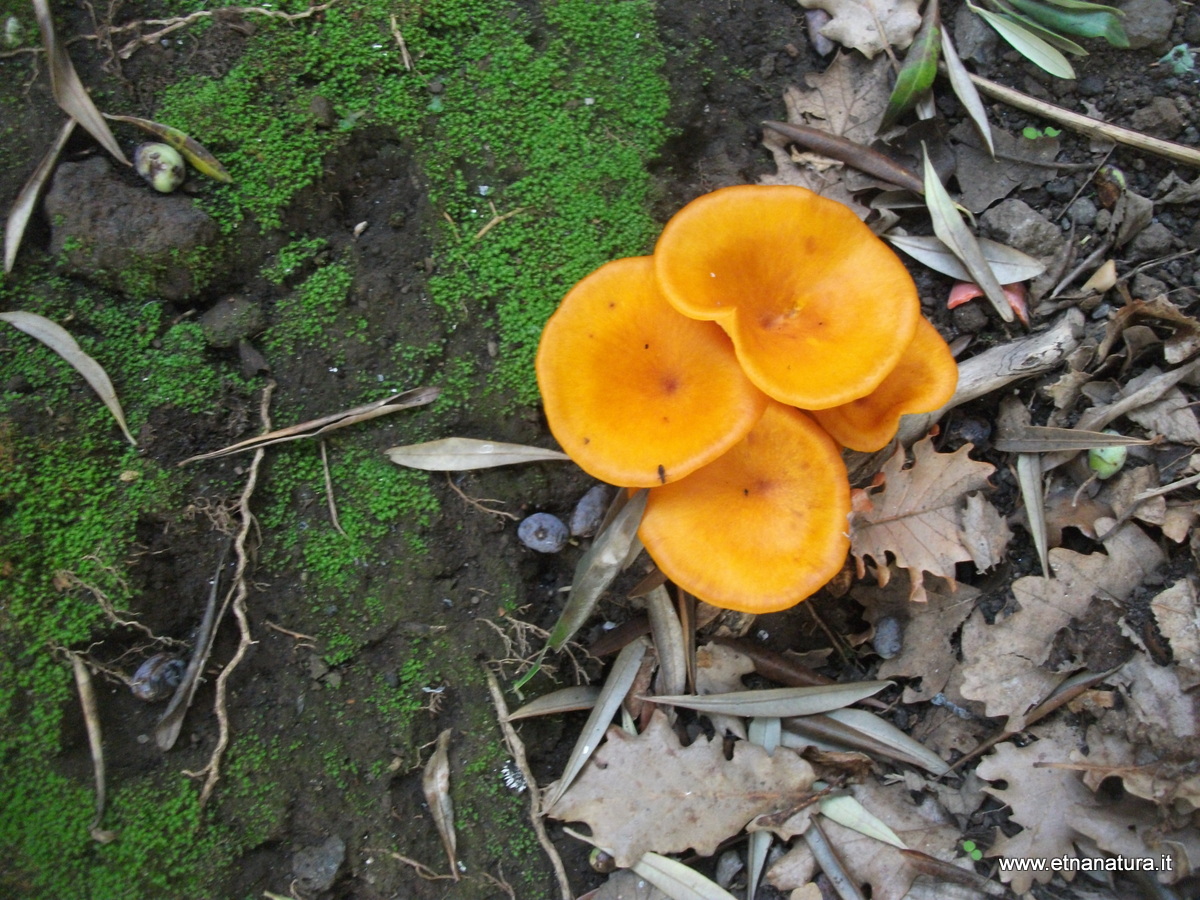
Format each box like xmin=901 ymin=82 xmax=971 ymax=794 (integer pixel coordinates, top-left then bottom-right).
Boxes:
xmin=970 ymin=4 xmax=1077 ymax=78
xmin=881 ymin=1 xmax=942 ymax=129
xmin=992 ymin=4 xmax=1091 ymax=54
xmin=1008 ymin=0 xmax=1129 ymax=46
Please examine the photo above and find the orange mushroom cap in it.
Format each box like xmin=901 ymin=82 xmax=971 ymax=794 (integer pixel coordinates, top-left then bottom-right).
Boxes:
xmin=654 ymin=184 xmax=920 ymax=410
xmin=536 ymin=255 xmax=769 ymax=488
xmin=638 ymin=402 xmax=851 ymax=614
xmin=811 ymin=316 xmax=959 ymax=452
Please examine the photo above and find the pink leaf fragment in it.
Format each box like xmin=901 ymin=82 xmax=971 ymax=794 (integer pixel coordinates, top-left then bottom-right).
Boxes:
xmin=947 ymin=280 xmax=1029 ymax=326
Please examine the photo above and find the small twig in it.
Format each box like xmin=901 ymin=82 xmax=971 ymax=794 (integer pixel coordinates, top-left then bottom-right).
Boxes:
xmin=263 ymin=619 xmax=317 ymax=646
xmin=445 ymin=473 xmax=519 ymax=521
xmin=483 ymin=666 xmax=574 ymax=900
xmin=474 ymin=203 xmax=528 ymax=241
xmin=381 ymin=852 xmax=456 ymax=881
xmin=319 ymin=439 xmax=347 ymax=536
xmin=389 ymin=14 xmax=413 ymax=70
xmin=967 ymin=73 xmax=1200 ymax=169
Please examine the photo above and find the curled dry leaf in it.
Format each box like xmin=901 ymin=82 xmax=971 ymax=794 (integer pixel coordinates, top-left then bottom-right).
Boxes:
xmin=849 ymin=435 xmax=996 ymax=603
xmin=546 ymin=710 xmax=816 ymax=867
xmin=0 ymin=311 xmax=136 ymax=446
xmin=422 ymin=728 xmax=458 ymax=880
xmin=5 ymin=119 xmax=74 ymax=274
xmin=795 ymin=0 xmax=922 ymax=58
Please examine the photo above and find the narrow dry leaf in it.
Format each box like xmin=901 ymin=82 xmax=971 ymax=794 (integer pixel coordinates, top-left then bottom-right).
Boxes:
xmin=961 ymin=492 xmax=1010 ymax=570
xmin=1015 ymin=452 xmax=1049 ymax=577
xmin=782 ymin=713 xmax=947 ymax=774
xmin=959 ymin=519 xmax=1164 ymax=730
xmin=648 ymin=682 xmax=891 ymax=718
xmin=922 ymin=148 xmax=1013 ymax=322
xmin=184 ymin=387 xmax=440 ymax=463
xmin=645 ymin=586 xmax=686 ymax=698
xmin=5 ymin=118 xmax=74 ymax=274
xmin=0 ymin=311 xmax=135 ymax=445
xmin=850 ymin=436 xmax=996 ymax=603
xmin=803 ymin=819 xmax=863 ymax=900
xmin=632 ymin=852 xmax=739 ymax=900
xmin=422 ymin=728 xmax=458 ymax=880
xmin=885 ymin=233 xmax=1044 ymax=284
xmin=548 ymin=490 xmax=648 ymax=650
xmin=544 ymin=637 xmax=648 ymax=809
xmin=992 ymin=425 xmax=1154 ymax=453
xmin=819 ymin=793 xmax=905 ymax=848
xmin=386 ymin=436 xmax=569 ymax=470
xmin=104 ymin=114 xmax=232 ymax=183
xmin=32 ymin=0 xmax=128 ymax=166
xmin=940 ymin=29 xmax=994 ymax=156
xmin=547 ymin=710 xmax=816 ymax=867
xmin=824 ymin=708 xmax=950 ymax=776
xmin=71 ymin=654 xmax=116 ymax=843
xmin=746 ymin=717 xmax=783 ymax=899
xmin=506 ymin=686 xmax=600 ymax=721
xmin=969 ymin=4 xmax=1076 ymax=78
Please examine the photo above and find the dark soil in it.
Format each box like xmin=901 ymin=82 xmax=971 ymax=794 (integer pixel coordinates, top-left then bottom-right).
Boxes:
xmin=2 ymin=0 xmax=1199 ymax=898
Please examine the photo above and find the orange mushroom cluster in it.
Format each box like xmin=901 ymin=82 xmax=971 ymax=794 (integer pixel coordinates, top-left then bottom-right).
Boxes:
xmin=536 ymin=185 xmax=957 ymax=614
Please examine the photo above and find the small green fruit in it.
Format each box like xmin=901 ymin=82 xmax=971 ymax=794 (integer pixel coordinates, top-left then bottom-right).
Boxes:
xmin=134 ymin=142 xmax=186 ymax=193
xmin=1088 ymin=443 xmax=1127 ymax=480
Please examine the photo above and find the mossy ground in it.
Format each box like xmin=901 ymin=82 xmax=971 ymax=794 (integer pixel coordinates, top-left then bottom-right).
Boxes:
xmin=0 ymin=0 xmax=668 ymax=896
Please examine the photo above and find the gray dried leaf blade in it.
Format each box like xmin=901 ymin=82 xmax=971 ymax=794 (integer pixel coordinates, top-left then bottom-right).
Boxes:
xmin=632 ymin=852 xmax=739 ymax=900
xmin=941 ymin=30 xmax=994 ymax=157
xmin=649 ymin=682 xmax=890 ymax=718
xmin=885 ymin=233 xmax=1044 ymax=283
xmin=5 ymin=119 xmax=74 ymax=274
xmin=506 ymin=685 xmax=600 ymax=721
xmin=922 ymin=148 xmax=1012 ymax=321
xmin=32 ymin=0 xmax=128 ymax=165
xmin=0 ymin=311 xmax=135 ymax=445
xmin=385 ymin=437 xmax=569 ymax=470
xmin=546 ymin=710 xmax=816 ymax=868
xmin=825 ymin=708 xmax=950 ymax=776
xmin=422 ymin=728 xmax=458 ymax=879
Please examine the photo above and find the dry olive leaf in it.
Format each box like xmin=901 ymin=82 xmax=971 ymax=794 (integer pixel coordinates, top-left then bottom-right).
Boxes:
xmin=545 ymin=710 xmax=816 ymax=868
xmin=795 ymin=0 xmax=922 ymax=59
xmin=0 ymin=311 xmax=136 ymax=445
xmin=104 ymin=114 xmax=232 ymax=183
xmin=385 ymin=436 xmax=569 ymax=470
xmin=5 ymin=118 xmax=74 ymax=274
xmin=850 ymin=435 xmax=997 ymax=604
xmin=422 ymin=728 xmax=458 ymax=880
xmin=959 ymin=519 xmax=1164 ymax=731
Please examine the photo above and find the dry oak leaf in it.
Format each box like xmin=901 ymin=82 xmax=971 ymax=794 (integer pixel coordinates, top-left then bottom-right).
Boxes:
xmin=976 ymin=718 xmax=1097 ymax=894
xmin=1150 ymin=578 xmax=1200 ymax=690
xmin=959 ymin=520 xmax=1164 ymax=731
xmin=545 ymin=710 xmax=816 ymax=868
xmin=767 ymin=779 xmax=976 ymax=900
xmin=794 ymin=0 xmax=922 ymax=59
xmin=849 ymin=437 xmax=996 ymax=604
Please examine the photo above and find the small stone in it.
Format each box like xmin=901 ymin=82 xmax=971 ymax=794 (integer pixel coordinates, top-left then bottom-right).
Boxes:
xmin=1118 ymin=0 xmax=1175 ymax=49
xmin=1130 ymin=273 xmax=1167 ymax=299
xmin=1077 ymin=74 xmax=1105 ymax=97
xmin=309 ymin=95 xmax=336 ymax=129
xmin=1067 ymin=197 xmax=1098 ymax=228
xmin=569 ymin=485 xmax=609 ymax=537
xmin=1129 ymin=222 xmax=1177 ymax=260
xmin=198 ymin=296 xmax=265 ymax=348
xmin=292 ymin=835 xmax=346 ymax=893
xmin=873 ymin=616 xmax=904 ymax=659
xmin=1130 ymin=97 xmax=1184 ymax=138
xmin=518 ymin=513 xmax=569 ymax=553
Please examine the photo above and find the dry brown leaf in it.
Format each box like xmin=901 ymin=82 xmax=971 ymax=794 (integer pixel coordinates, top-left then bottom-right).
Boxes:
xmin=1123 ymin=382 xmax=1200 ymax=444
xmin=855 ymin=579 xmax=978 ymax=704
xmin=1100 ymin=466 xmax=1167 ymax=527
xmin=1150 ymin=579 xmax=1200 ymax=689
xmin=1076 ymin=725 xmax=1200 ymax=817
xmin=422 ymin=728 xmax=458 ymax=880
xmin=1161 ymin=502 xmax=1200 ymax=543
xmin=951 ymin=122 xmax=1062 ymax=214
xmin=545 ymin=711 xmax=816 ymax=867
xmin=961 ymin=493 xmax=1011 ymax=571
xmin=959 ymin=519 xmax=1165 ymax=731
xmin=1038 ymin=485 xmax=1113 ymax=547
xmin=794 ymin=0 xmax=922 ymax=58
xmin=588 ymin=869 xmax=671 ymax=900
xmin=975 ymin=719 xmax=1097 ymax=894
xmin=695 ymin=642 xmax=756 ymax=694
xmin=759 ymin=55 xmax=893 ymax=216
xmin=850 ymin=436 xmax=996 ymax=604
xmin=1113 ymin=652 xmax=1199 ymax=751
xmin=767 ymin=780 xmax=975 ymax=900
xmin=1097 ymin=296 xmax=1200 ymax=366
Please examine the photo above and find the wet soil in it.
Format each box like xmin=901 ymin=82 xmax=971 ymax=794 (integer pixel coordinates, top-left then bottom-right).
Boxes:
xmin=2 ymin=0 xmax=1199 ymax=898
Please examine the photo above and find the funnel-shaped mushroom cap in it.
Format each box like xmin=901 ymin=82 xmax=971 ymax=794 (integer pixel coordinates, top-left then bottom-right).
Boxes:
xmin=812 ymin=317 xmax=959 ymax=452
xmin=638 ymin=402 xmax=851 ymax=614
xmin=536 ymin=256 xmax=769 ymax=488
xmin=654 ymin=185 xmax=920 ymax=410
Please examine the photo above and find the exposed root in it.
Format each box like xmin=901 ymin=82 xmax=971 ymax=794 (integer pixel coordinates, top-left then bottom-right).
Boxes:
xmin=480 ymin=615 xmax=593 ymax=685
xmin=445 ymin=473 xmax=519 ymax=521
xmin=184 ymin=382 xmax=273 ymax=806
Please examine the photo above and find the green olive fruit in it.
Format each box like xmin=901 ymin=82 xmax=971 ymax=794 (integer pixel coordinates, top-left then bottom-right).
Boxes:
xmin=134 ymin=142 xmax=186 ymax=193
xmin=1088 ymin=443 xmax=1127 ymax=480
